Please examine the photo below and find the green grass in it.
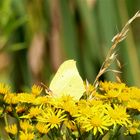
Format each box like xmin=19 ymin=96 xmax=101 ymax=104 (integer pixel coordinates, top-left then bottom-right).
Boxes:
xmin=0 ymin=0 xmax=140 ymax=89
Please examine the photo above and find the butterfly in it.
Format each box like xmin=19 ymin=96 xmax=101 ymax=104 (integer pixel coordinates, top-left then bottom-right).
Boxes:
xmin=48 ymin=60 xmax=85 ymax=100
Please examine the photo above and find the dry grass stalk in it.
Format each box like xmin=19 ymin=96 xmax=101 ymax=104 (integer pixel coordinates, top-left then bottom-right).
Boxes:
xmin=91 ymin=11 xmax=140 ymax=98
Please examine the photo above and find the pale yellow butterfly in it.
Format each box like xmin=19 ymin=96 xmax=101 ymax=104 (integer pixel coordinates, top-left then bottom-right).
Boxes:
xmin=49 ymin=60 xmax=85 ymax=100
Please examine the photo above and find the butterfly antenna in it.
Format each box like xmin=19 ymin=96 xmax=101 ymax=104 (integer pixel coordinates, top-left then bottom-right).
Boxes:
xmin=41 ymin=82 xmax=52 ymax=93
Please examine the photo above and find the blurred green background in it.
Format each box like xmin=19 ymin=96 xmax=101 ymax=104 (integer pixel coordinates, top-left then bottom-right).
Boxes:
xmin=0 ymin=0 xmax=140 ymax=91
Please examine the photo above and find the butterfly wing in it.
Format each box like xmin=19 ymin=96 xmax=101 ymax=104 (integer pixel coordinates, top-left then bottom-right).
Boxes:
xmin=49 ymin=60 xmax=85 ymax=100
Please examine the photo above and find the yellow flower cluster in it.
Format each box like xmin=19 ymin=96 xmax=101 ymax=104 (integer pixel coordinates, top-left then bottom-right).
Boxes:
xmin=1 ymin=82 xmax=140 ymax=139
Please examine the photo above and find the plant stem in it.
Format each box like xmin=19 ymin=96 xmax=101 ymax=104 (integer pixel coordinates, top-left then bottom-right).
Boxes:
xmin=109 ymin=125 xmax=121 ymax=140
xmin=4 ymin=113 xmax=12 ymax=140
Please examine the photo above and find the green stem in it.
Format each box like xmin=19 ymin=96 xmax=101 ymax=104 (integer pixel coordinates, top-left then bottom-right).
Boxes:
xmin=131 ymin=135 xmax=135 ymax=140
xmin=76 ymin=123 xmax=83 ymax=140
xmin=4 ymin=113 xmax=8 ymax=126
xmin=4 ymin=113 xmax=12 ymax=140
xmin=57 ymin=125 xmax=63 ymax=140
xmin=109 ymin=125 xmax=121 ymax=140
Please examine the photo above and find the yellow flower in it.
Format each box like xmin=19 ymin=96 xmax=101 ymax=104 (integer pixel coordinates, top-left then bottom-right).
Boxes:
xmin=105 ymin=89 xmax=120 ymax=98
xmin=37 ymin=107 xmax=66 ymax=129
xmin=16 ymin=105 xmax=26 ymax=113
xmin=76 ymin=100 xmax=106 ymax=119
xmin=5 ymin=106 xmax=13 ymax=113
xmin=36 ymin=122 xmax=50 ymax=134
xmin=80 ymin=112 xmax=112 ymax=135
xmin=0 ymin=83 xmax=10 ymax=94
xmin=51 ymin=95 xmax=75 ymax=106
xmin=127 ymin=100 xmax=140 ymax=111
xmin=100 ymin=81 xmax=126 ymax=92
xmin=17 ymin=93 xmax=35 ymax=103
xmin=129 ymin=127 xmax=140 ymax=135
xmin=106 ymin=104 xmax=130 ymax=126
xmin=126 ymin=120 xmax=140 ymax=135
xmin=93 ymin=92 xmax=106 ymax=100
xmin=4 ymin=93 xmax=18 ymax=104
xmin=32 ymin=85 xmax=43 ymax=96
xmin=129 ymin=87 xmax=140 ymax=100
xmin=20 ymin=120 xmax=34 ymax=132
xmin=33 ymin=96 xmax=49 ymax=105
xmin=5 ymin=124 xmax=17 ymax=135
xmin=58 ymin=96 xmax=77 ymax=116
xmin=88 ymin=99 xmax=103 ymax=106
xmin=75 ymin=102 xmax=112 ymax=135
xmin=117 ymin=91 xmax=130 ymax=102
xmin=61 ymin=101 xmax=77 ymax=116
xmin=20 ymin=107 xmax=41 ymax=119
xmin=19 ymin=131 xmax=34 ymax=140
xmin=28 ymin=106 xmax=41 ymax=118
xmin=49 ymin=95 xmax=77 ymax=116
xmin=76 ymin=100 xmax=92 ymax=117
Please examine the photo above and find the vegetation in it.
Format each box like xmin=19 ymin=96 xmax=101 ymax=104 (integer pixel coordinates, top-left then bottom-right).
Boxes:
xmin=1 ymin=81 xmax=140 ymax=140
xmin=0 ymin=0 xmax=140 ymax=140
xmin=0 ymin=0 xmax=140 ymax=89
